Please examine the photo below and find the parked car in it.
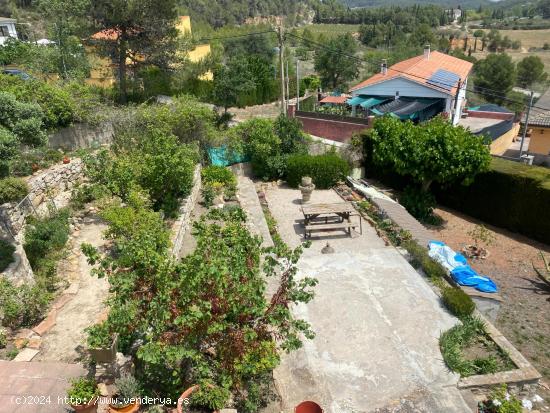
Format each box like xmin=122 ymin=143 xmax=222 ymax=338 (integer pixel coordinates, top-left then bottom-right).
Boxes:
xmin=1 ymin=69 xmax=32 ymax=80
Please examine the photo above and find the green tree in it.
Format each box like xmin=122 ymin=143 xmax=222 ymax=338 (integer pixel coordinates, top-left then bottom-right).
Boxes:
xmin=211 ymin=58 xmax=255 ymax=113
xmin=517 ymin=56 xmax=548 ymax=88
xmin=90 ymin=0 xmax=178 ymax=103
xmin=474 ymin=53 xmax=516 ymax=104
xmin=314 ymin=33 xmax=358 ymax=90
xmin=38 ymin=0 xmax=91 ymax=79
xmin=363 ymin=116 xmax=491 ymax=193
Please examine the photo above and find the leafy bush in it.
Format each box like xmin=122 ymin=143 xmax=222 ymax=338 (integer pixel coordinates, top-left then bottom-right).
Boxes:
xmin=402 ymin=239 xmax=447 ymax=280
xmin=435 ymin=158 xmax=550 ymax=245
xmin=66 ymin=378 xmax=99 ymax=405
xmin=286 ymin=154 xmax=350 ymax=189
xmin=0 ymin=239 xmax=16 ymax=272
xmin=479 ymin=384 xmax=522 ymax=413
xmin=201 ymin=165 xmax=237 ymax=202
xmin=0 ymin=328 xmax=6 ymax=348
xmin=442 ymin=286 xmax=475 ymax=318
xmin=85 ymin=322 xmax=113 ymax=349
xmin=399 ymin=186 xmax=439 ymax=224
xmin=24 ymin=208 xmax=70 ymax=274
xmin=9 ymin=148 xmax=64 ymax=177
xmin=0 ymin=177 xmax=29 ymax=204
xmin=0 ymin=277 xmax=51 ymax=328
xmin=440 ymin=317 xmax=514 ymax=377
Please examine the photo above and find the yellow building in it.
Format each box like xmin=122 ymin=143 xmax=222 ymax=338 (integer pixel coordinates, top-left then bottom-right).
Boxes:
xmin=86 ymin=15 xmax=212 ymax=87
xmin=525 ymin=112 xmax=550 ymax=156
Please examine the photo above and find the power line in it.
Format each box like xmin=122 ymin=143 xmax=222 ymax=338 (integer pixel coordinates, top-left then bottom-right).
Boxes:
xmin=196 ymin=29 xmax=275 ymax=43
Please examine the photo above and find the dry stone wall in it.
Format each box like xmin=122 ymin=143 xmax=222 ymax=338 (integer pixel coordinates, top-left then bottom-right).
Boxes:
xmin=48 ymin=122 xmax=114 ymax=151
xmin=170 ymin=165 xmax=201 ymax=259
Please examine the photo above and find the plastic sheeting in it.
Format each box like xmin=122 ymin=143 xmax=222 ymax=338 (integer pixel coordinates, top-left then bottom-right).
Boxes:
xmin=207 ymin=146 xmax=249 ymax=167
xmin=428 ymin=241 xmax=498 ymax=293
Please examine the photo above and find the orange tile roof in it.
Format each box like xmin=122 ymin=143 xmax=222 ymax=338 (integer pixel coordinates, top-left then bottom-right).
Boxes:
xmin=91 ymin=29 xmax=121 ymax=41
xmin=351 ymin=51 xmax=473 ymax=95
xmin=320 ymin=95 xmax=349 ymax=104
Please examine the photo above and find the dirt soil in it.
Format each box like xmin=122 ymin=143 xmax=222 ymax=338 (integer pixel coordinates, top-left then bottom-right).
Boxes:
xmin=428 ymin=206 xmax=550 ymax=398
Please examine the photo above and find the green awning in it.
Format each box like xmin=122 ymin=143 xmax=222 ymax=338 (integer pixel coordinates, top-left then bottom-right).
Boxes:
xmin=359 ymin=97 xmax=388 ymax=109
xmin=347 ymin=96 xmax=367 ymax=106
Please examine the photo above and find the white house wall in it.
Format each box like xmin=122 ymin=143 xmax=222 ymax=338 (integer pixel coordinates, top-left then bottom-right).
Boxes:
xmin=352 ymin=77 xmax=450 ymax=100
xmin=0 ymin=21 xmax=17 ymax=45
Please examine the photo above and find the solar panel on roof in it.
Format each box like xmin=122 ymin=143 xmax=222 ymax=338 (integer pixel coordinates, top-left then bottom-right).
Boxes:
xmin=426 ymin=69 xmax=460 ymax=91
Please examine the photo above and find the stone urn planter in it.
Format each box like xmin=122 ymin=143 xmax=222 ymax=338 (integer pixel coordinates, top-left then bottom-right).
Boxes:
xmin=88 ymin=334 xmax=118 ymax=364
xmin=298 ymin=176 xmax=315 ymax=204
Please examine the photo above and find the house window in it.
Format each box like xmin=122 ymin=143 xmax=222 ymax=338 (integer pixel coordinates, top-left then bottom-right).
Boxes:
xmin=0 ymin=26 xmax=10 ymax=37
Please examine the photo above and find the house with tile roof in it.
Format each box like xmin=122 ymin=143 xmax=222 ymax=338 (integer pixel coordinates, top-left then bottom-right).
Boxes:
xmin=348 ymin=46 xmax=473 ymax=125
xmin=0 ymin=16 xmax=18 ymax=45
xmin=522 ymin=111 xmax=550 ymax=156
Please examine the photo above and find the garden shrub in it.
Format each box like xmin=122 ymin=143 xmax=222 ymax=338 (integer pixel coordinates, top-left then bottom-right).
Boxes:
xmin=442 ymin=286 xmax=475 ymax=318
xmin=24 ymin=208 xmax=70 ymax=274
xmin=0 ymin=177 xmax=29 ymax=204
xmin=286 ymin=154 xmax=350 ymax=189
xmin=402 ymin=239 xmax=447 ymax=279
xmin=0 ymin=277 xmax=51 ymax=328
xmin=0 ymin=239 xmax=15 ymax=272
xmin=201 ymin=165 xmax=237 ymax=207
xmin=434 ymin=158 xmax=550 ymax=245
xmin=0 ymin=92 xmax=47 ymax=147
xmin=399 ymin=186 xmax=440 ymax=225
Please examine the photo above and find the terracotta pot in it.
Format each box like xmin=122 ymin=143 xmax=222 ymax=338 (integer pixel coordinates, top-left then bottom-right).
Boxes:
xmin=295 ymin=401 xmax=323 ymax=413
xmin=70 ymin=399 xmax=98 ymax=413
xmin=31 ymin=163 xmax=40 ymax=172
xmin=176 ymin=385 xmax=219 ymax=413
xmin=108 ymin=400 xmax=140 ymax=413
xmin=63 ymin=156 xmax=71 ymax=164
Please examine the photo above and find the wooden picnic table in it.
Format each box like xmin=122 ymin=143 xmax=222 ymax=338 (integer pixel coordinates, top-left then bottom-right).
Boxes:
xmin=301 ymin=202 xmax=362 ymax=238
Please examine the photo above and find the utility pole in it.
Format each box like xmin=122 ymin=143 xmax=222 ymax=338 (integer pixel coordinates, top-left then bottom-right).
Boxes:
xmin=286 ymin=59 xmax=290 ymax=110
xmin=519 ymin=90 xmax=534 ymax=158
xmin=453 ymin=78 xmax=462 ymax=125
xmin=296 ymin=59 xmax=300 ymax=111
xmin=277 ymin=26 xmax=286 ymax=115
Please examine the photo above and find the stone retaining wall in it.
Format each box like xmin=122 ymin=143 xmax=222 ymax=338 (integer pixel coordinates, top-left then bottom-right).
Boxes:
xmin=0 ymin=159 xmax=84 ymax=237
xmin=48 ymin=122 xmax=114 ymax=151
xmin=170 ymin=165 xmax=201 ymax=259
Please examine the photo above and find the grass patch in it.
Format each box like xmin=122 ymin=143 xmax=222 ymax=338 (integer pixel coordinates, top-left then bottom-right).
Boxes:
xmin=440 ymin=317 xmax=515 ymax=377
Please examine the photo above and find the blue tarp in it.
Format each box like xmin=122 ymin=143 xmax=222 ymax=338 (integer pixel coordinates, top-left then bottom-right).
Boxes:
xmin=428 ymin=241 xmax=498 ymax=293
xmin=359 ymin=97 xmax=389 ymax=109
xmin=207 ymin=146 xmax=249 ymax=167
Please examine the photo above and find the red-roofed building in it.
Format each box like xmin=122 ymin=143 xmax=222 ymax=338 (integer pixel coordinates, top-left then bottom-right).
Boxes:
xmin=319 ymin=95 xmax=350 ymax=105
xmin=349 ymin=46 xmax=473 ymax=125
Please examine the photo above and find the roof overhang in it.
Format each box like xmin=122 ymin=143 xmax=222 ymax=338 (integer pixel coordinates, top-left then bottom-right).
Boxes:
xmin=353 ymin=75 xmax=454 ymax=97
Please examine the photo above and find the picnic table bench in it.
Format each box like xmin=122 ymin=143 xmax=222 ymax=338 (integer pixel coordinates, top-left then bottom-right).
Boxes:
xmin=301 ymin=202 xmax=362 ymax=239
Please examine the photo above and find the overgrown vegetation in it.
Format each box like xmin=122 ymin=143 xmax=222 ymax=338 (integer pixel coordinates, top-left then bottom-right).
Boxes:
xmin=442 ymin=286 xmax=476 ymax=318
xmin=440 ymin=317 xmax=515 ymax=377
xmin=0 ymin=177 xmax=29 ymax=204
xmin=286 ymin=153 xmax=350 ymax=189
xmin=82 ymin=196 xmax=317 ymax=411
xmin=0 ymin=239 xmax=15 ymax=272
xmin=478 ymin=384 xmax=523 ymax=413
xmin=201 ymin=165 xmax=237 ymax=207
xmin=0 ymin=277 xmax=52 ymax=328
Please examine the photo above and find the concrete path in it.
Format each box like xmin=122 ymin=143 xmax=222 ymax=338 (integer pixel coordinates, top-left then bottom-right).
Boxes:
xmin=264 ymin=186 xmax=471 ymax=413
xmin=0 ymin=361 xmax=86 ymax=412
xmin=236 ymin=175 xmax=273 ymax=248
xmin=36 ymin=216 xmax=109 ymax=362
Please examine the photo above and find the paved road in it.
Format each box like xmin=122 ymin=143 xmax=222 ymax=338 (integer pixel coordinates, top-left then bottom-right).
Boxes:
xmin=264 ymin=186 xmax=471 ymax=413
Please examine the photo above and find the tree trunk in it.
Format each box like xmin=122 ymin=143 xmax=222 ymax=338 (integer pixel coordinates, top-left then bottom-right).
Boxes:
xmin=118 ymin=29 xmax=128 ymax=104
xmin=421 ymin=179 xmax=433 ymax=193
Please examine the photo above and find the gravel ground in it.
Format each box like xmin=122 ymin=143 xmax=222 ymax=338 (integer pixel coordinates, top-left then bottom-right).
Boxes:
xmin=428 ymin=206 xmax=550 ymax=403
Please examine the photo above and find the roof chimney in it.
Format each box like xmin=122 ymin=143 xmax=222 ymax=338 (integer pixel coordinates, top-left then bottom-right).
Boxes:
xmin=424 ymin=44 xmax=431 ymax=60
xmin=381 ymin=59 xmax=388 ymax=75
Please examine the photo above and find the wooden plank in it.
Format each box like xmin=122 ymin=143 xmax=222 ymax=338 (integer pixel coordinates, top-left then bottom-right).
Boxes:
xmin=305 ymin=222 xmax=356 ymax=231
xmin=302 ymin=202 xmax=354 ymax=216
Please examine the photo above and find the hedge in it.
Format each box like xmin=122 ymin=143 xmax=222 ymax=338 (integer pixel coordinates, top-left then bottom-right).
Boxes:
xmin=0 ymin=177 xmax=29 ymax=204
xmin=434 ymin=158 xmax=550 ymax=245
xmin=286 ymin=154 xmax=350 ymax=189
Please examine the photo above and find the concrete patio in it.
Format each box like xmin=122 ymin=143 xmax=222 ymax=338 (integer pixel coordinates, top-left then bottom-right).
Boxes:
xmin=264 ymin=186 xmax=471 ymax=412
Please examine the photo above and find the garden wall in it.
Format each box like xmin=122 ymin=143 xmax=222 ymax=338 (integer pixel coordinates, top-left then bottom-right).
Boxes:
xmin=170 ymin=164 xmax=202 ymax=259
xmin=434 ymin=158 xmax=550 ymax=245
xmin=48 ymin=122 xmax=114 ymax=151
xmin=0 ymin=159 xmax=84 ymax=237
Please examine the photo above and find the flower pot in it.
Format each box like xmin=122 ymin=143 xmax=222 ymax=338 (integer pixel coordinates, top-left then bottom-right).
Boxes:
xmin=295 ymin=401 xmax=323 ymax=413
xmin=176 ymin=385 xmax=219 ymax=413
xmin=63 ymin=156 xmax=71 ymax=164
xmin=70 ymin=399 xmax=98 ymax=413
xmin=108 ymin=400 xmax=140 ymax=413
xmin=31 ymin=163 xmax=40 ymax=172
xmin=88 ymin=334 xmax=118 ymax=364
